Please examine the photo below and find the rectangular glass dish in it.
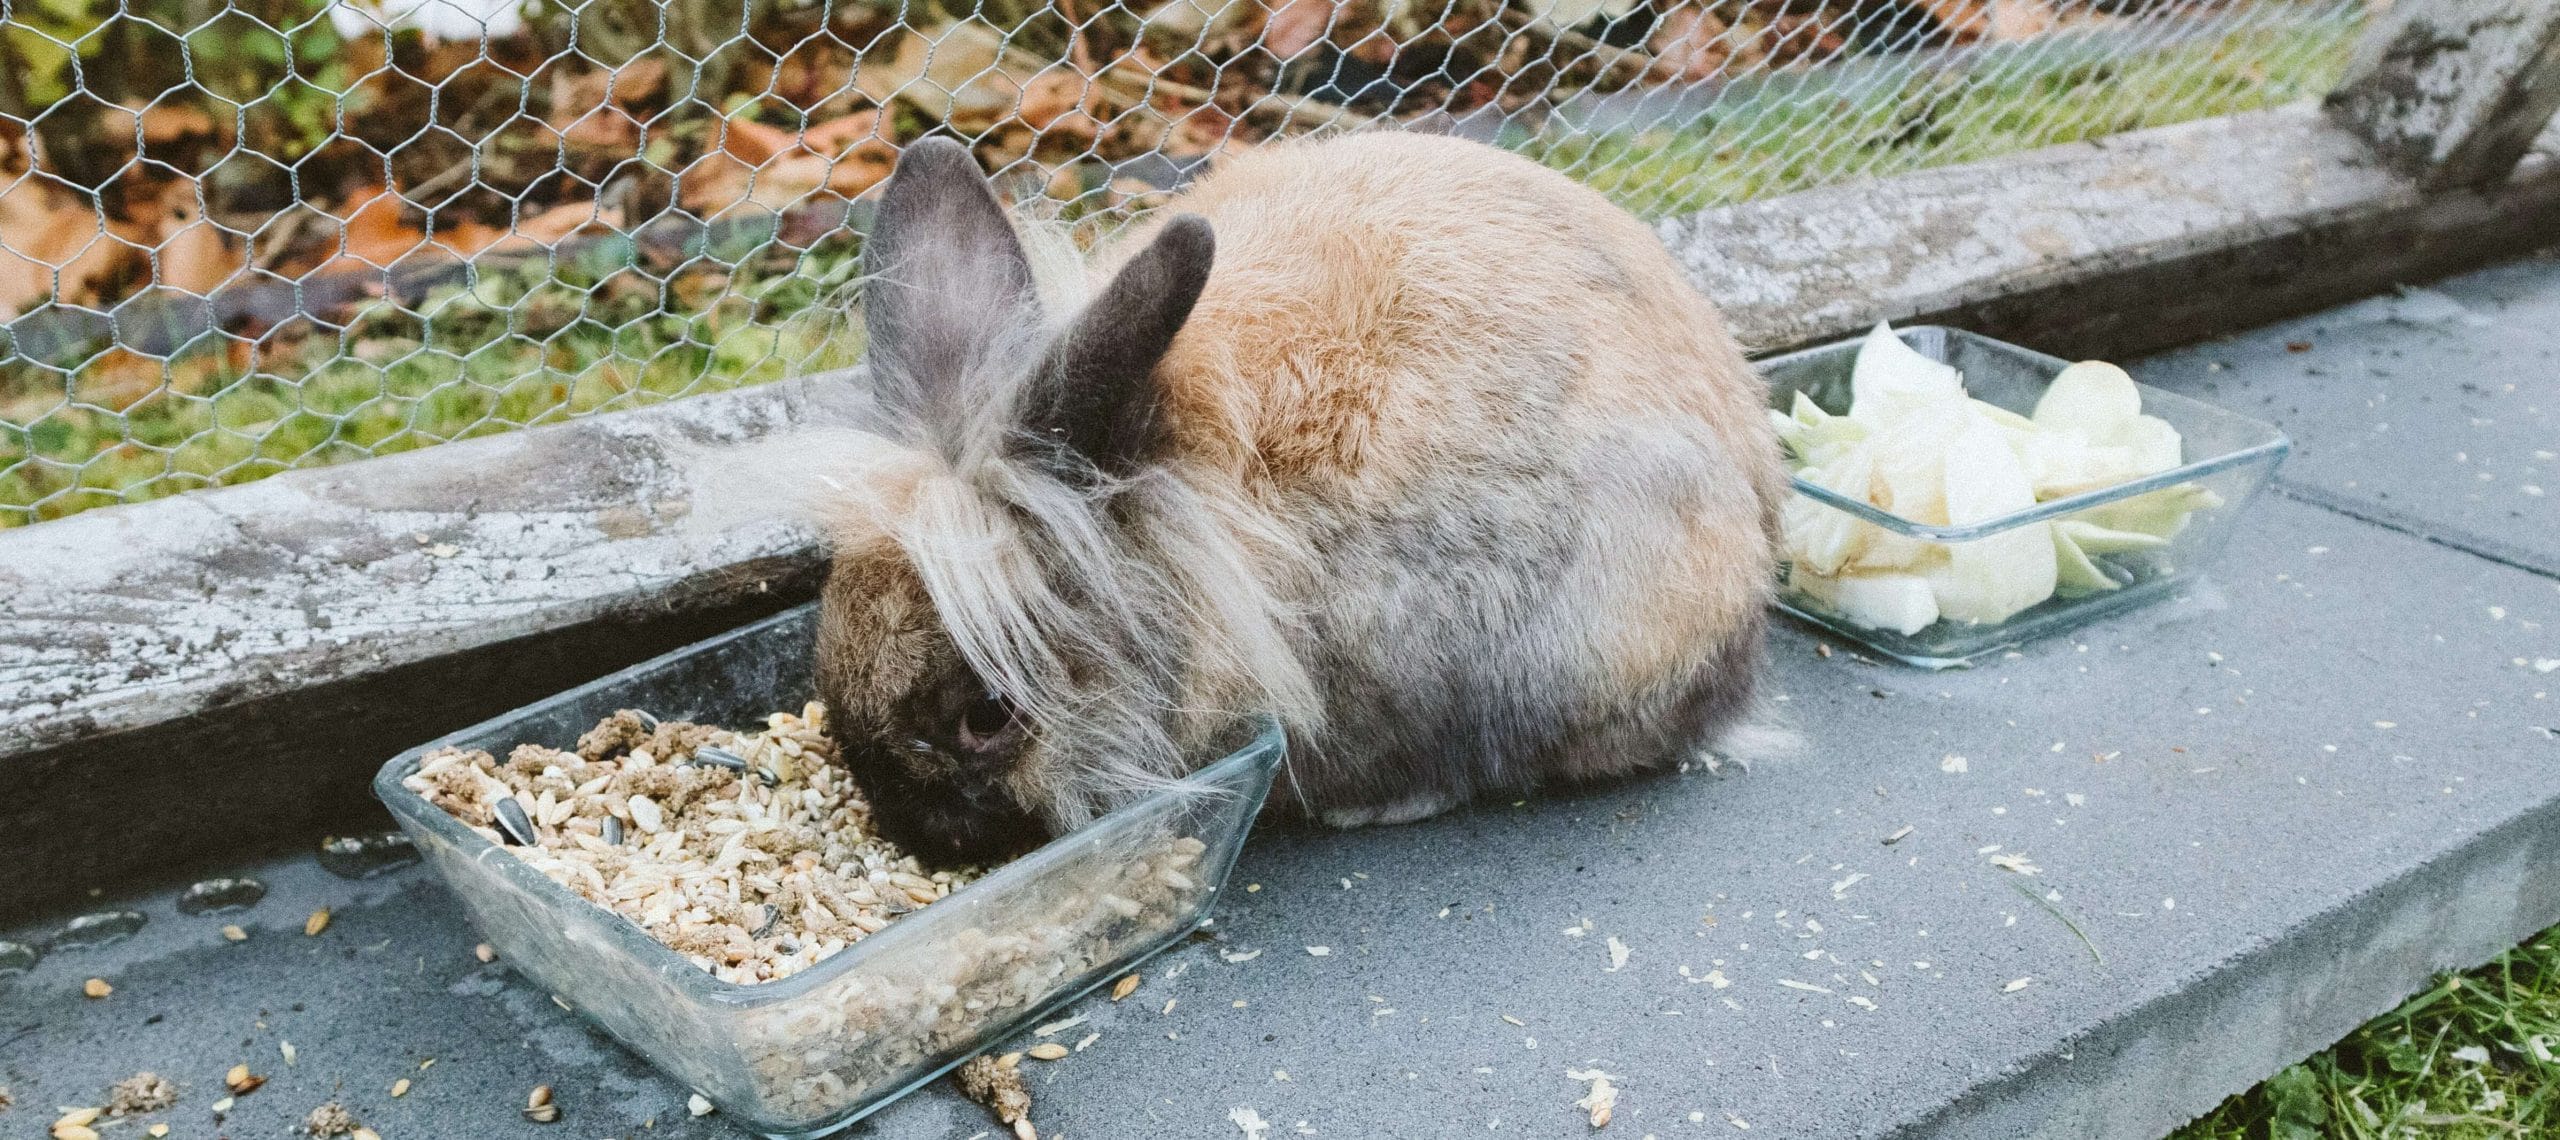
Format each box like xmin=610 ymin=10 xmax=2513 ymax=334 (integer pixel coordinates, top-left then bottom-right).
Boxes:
xmin=1757 ymin=326 xmax=2290 ymax=668
xmin=375 ymin=604 xmax=1284 ymax=1138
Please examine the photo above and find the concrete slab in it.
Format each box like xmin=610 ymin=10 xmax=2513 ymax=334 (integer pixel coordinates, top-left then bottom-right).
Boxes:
xmin=2138 ymin=252 xmax=2560 ymax=576
xmin=8 ymin=492 xmax=2557 ymax=1139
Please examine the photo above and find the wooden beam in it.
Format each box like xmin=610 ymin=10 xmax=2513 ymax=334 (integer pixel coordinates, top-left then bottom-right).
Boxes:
xmin=2327 ymin=0 xmax=2560 ymax=190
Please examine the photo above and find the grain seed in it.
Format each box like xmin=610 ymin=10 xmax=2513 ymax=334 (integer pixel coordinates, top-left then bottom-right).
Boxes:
xmin=82 ymin=977 xmax=111 ymax=998
xmin=474 ymin=943 xmax=495 ymax=963
xmin=523 ymin=1084 xmax=558 ymax=1123
xmin=390 ymin=1079 xmax=410 ymax=1097
xmin=304 ymin=908 xmax=332 ymax=936
xmin=1110 ymin=973 xmax=1141 ymax=1001
xmin=221 ymin=924 xmax=249 ymax=942
xmin=1026 ymin=1043 xmax=1070 ymax=1061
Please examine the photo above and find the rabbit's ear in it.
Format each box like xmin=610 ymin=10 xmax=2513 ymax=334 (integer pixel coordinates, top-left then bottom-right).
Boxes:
xmin=1018 ymin=214 xmax=1214 ymax=481
xmin=862 ymin=138 xmax=1039 ymax=418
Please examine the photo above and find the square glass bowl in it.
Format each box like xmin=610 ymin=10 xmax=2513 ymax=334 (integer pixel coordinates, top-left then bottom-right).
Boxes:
xmin=1757 ymin=326 xmax=2290 ymax=668
xmin=375 ymin=604 xmax=1284 ymax=1138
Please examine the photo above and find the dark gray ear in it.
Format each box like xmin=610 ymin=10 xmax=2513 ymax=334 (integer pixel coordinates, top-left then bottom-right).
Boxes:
xmin=862 ymin=138 xmax=1039 ymax=420
xmin=1017 ymin=214 xmax=1215 ymax=482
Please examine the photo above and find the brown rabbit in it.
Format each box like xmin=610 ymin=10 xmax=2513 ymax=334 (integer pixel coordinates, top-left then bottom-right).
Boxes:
xmin=798 ymin=132 xmax=1784 ymax=864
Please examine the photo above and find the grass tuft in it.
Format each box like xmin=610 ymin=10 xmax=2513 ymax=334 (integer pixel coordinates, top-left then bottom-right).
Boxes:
xmin=2173 ymin=925 xmax=2560 ymax=1139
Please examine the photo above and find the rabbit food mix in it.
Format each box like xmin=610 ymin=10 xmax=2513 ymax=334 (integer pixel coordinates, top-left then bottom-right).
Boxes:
xmin=408 ymin=703 xmax=1210 ymax=1124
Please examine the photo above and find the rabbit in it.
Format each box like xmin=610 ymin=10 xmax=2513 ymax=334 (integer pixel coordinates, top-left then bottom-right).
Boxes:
xmin=798 ymin=131 xmax=1785 ymax=866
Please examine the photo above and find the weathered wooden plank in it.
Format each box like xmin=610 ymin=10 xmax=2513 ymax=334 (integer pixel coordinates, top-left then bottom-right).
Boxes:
xmin=7 ymin=102 xmax=2560 ymax=912
xmin=1664 ymin=103 xmax=2560 ymax=360
xmin=2326 ymin=0 xmax=2560 ymax=190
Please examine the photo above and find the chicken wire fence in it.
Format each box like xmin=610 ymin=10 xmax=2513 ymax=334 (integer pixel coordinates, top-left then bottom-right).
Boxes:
xmin=0 ymin=0 xmax=2371 ymax=527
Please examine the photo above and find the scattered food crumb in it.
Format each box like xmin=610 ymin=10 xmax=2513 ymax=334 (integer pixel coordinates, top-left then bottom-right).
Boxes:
xmin=52 ymin=1108 xmax=103 ymax=1140
xmin=688 ymin=1093 xmax=716 ymax=1117
xmin=1219 ymin=948 xmax=1262 ymax=964
xmin=1304 ymin=946 xmax=1330 ymax=956
xmin=106 ymin=1072 xmax=177 ymax=1116
xmin=302 ymin=1102 xmax=359 ymax=1137
xmin=220 ymin=924 xmax=248 ymax=942
xmin=1111 ymin=973 xmax=1142 ymax=1001
xmin=523 ymin=1084 xmax=559 ymax=1124
xmin=353 ymin=1129 xmax=381 ymax=1140
xmin=1230 ymin=1105 xmax=1273 ymax=1139
xmin=1606 ymin=936 xmax=1631 ymax=972
xmin=1988 ymin=853 xmax=2042 ymax=875
xmin=224 ymin=1065 xmax=265 ymax=1096
xmin=82 ymin=978 xmax=111 ymax=999
xmin=281 ymin=1040 xmax=298 ymax=1066
xmin=475 ymin=943 xmax=496 ymax=963
xmin=1032 ymin=1014 xmax=1087 ymax=1038
xmin=1566 ymin=1068 xmax=1619 ymax=1128
xmin=1940 ymin=754 xmax=1968 ymax=774
xmin=149 ymin=1126 xmax=170 ymax=1139
xmin=1881 ymin=825 xmax=1913 ymax=845
xmin=2003 ymin=977 xmax=2035 ymax=993
xmin=954 ymin=1055 xmax=1034 ymax=1138
xmin=390 ymin=1078 xmax=411 ymax=1098
xmin=305 ymin=908 xmax=332 ymax=937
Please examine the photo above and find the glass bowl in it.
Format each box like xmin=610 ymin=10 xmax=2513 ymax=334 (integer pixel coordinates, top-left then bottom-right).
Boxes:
xmin=1756 ymin=326 xmax=2290 ymax=668
xmin=375 ymin=604 xmax=1284 ymax=1138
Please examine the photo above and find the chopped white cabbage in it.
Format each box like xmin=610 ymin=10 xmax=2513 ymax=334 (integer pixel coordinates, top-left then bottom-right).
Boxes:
xmin=1926 ymin=419 xmax=2056 ymax=625
xmin=1773 ymin=322 xmax=2217 ymax=633
xmin=1849 ymin=322 xmax=1962 ymax=419
xmin=1788 ymin=566 xmax=1940 ymax=636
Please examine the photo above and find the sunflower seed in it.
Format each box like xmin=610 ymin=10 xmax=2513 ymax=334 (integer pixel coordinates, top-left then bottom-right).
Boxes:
xmin=633 ymin=710 xmax=660 ymax=730
xmin=751 ymin=905 xmax=779 ymax=938
xmin=689 ymin=745 xmax=748 ymax=771
xmin=601 ymin=816 xmax=624 ymax=845
xmin=493 ymin=798 xmax=538 ymax=845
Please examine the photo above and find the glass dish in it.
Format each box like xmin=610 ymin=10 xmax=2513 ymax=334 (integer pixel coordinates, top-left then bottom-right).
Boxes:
xmin=1756 ymin=326 xmax=2290 ymax=668
xmin=375 ymin=604 xmax=1284 ymax=1138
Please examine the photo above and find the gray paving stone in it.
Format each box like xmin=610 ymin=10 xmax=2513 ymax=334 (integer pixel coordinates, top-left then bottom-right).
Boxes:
xmin=2137 ymin=253 xmax=2560 ymax=575
xmin=8 ymin=490 xmax=2556 ymax=1140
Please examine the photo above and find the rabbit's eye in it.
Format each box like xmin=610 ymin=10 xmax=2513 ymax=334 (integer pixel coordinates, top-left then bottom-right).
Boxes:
xmin=956 ymin=690 xmax=1019 ymax=753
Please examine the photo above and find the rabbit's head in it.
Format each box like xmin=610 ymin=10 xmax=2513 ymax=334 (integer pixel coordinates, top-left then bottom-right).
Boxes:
xmin=811 ymin=139 xmax=1264 ymax=866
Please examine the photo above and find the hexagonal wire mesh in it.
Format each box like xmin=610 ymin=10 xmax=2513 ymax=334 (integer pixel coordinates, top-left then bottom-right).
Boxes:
xmin=0 ymin=0 xmax=2370 ymax=527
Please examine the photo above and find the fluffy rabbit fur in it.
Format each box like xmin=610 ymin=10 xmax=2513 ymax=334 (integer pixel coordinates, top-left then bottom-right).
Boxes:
xmin=799 ymin=132 xmax=1784 ymax=864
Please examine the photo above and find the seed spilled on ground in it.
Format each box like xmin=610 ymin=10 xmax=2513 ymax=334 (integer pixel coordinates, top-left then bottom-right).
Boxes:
xmin=302 ymin=1102 xmax=359 ymax=1137
xmin=105 ymin=1072 xmax=177 ymax=1115
xmin=523 ymin=1084 xmax=558 ymax=1123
